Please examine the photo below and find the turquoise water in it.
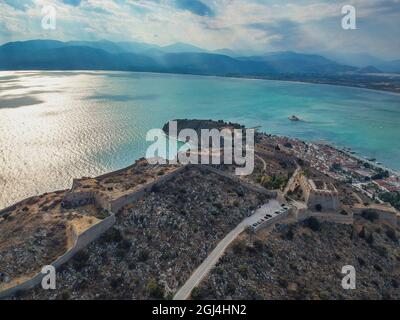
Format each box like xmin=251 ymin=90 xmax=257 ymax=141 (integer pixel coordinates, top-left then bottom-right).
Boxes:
xmin=0 ymin=71 xmax=399 ymax=208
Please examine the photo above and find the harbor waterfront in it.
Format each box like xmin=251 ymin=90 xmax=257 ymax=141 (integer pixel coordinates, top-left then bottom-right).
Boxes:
xmin=1 ymin=71 xmax=400 ymax=208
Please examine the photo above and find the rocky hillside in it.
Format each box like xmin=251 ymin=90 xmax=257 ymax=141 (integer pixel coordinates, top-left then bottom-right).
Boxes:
xmin=194 ymin=216 xmax=399 ymax=300
xmin=17 ymin=167 xmax=268 ymax=300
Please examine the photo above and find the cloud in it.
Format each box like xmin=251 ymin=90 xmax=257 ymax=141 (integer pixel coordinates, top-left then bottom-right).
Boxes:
xmin=62 ymin=0 xmax=82 ymax=6
xmin=3 ymin=0 xmax=32 ymax=11
xmin=175 ymin=0 xmax=214 ymax=17
xmin=0 ymin=0 xmax=398 ymax=59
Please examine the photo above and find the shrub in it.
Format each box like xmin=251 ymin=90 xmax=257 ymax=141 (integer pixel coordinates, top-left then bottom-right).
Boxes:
xmin=110 ymin=277 xmax=123 ymax=289
xmin=278 ymin=278 xmax=288 ymax=288
xmin=373 ymin=264 xmax=382 ymax=272
xmin=147 ymin=279 xmax=165 ymax=299
xmin=232 ymin=241 xmax=245 ymax=254
xmin=315 ymin=204 xmax=322 ymax=212
xmin=386 ymin=227 xmax=398 ymax=242
xmin=191 ymin=286 xmax=203 ymax=300
xmin=285 ymin=227 xmax=294 ymax=240
xmin=116 ymin=248 xmax=126 ymax=259
xmin=366 ymin=233 xmax=374 ymax=245
xmin=362 ymin=210 xmax=379 ymax=222
xmin=305 ymin=217 xmax=321 ymax=232
xmin=138 ymin=249 xmax=150 ymax=262
xmin=359 ymin=227 xmax=366 ymax=239
xmin=101 ymin=228 xmax=123 ymax=243
xmin=238 ymin=264 xmax=248 ymax=277
xmin=357 ymin=257 xmax=366 ymax=267
xmin=226 ymin=282 xmax=236 ymax=295
xmin=119 ymin=239 xmax=132 ymax=250
xmin=59 ymin=290 xmax=70 ymax=300
xmin=73 ymin=250 xmax=90 ymax=270
xmin=253 ymin=240 xmax=264 ymax=251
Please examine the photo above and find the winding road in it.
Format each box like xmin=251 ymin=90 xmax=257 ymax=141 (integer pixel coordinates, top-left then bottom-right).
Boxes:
xmin=173 ymin=200 xmax=281 ymax=300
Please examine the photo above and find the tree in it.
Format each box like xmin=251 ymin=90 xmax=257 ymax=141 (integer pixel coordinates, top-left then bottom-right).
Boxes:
xmin=315 ymin=204 xmax=322 ymax=212
xmin=306 ymin=217 xmax=321 ymax=232
xmin=147 ymin=279 xmax=165 ymax=299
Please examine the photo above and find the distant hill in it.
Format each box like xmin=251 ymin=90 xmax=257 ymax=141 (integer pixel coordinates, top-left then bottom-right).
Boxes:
xmin=0 ymin=39 xmax=364 ymax=76
xmin=238 ymin=51 xmax=357 ymax=74
xmin=160 ymin=42 xmax=208 ymax=54
xmin=376 ymin=60 xmax=400 ymax=73
xmin=325 ymin=52 xmax=400 ymax=73
xmin=357 ymin=65 xmax=383 ymax=74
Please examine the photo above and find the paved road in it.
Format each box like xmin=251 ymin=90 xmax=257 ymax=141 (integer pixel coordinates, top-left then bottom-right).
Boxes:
xmin=173 ymin=200 xmax=281 ymax=300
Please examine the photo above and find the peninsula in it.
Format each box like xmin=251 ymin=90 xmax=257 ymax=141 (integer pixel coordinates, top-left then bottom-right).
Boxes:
xmin=0 ymin=119 xmax=398 ymax=300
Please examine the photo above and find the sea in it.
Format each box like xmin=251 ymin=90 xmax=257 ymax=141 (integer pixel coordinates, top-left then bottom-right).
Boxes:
xmin=1 ymin=70 xmax=399 ymax=208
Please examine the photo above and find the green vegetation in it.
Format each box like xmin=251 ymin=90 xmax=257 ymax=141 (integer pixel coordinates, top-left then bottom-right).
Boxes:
xmin=232 ymin=240 xmax=246 ymax=254
xmin=73 ymin=250 xmax=90 ymax=270
xmin=100 ymin=227 xmax=123 ymax=243
xmin=371 ymin=169 xmax=389 ymax=180
xmin=379 ymin=191 xmax=400 ymax=210
xmin=147 ymin=279 xmax=165 ymax=299
xmin=385 ymin=227 xmax=398 ymax=243
xmin=95 ymin=209 xmax=110 ymax=220
xmin=361 ymin=210 xmax=379 ymax=222
xmin=305 ymin=217 xmax=321 ymax=232
xmin=238 ymin=264 xmax=249 ymax=277
xmin=191 ymin=286 xmax=202 ymax=300
xmin=259 ymin=174 xmax=287 ymax=190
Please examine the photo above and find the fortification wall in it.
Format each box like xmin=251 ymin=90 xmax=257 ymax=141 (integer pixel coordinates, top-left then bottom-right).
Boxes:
xmin=307 ymin=192 xmax=341 ymax=212
xmin=297 ymin=210 xmax=353 ymax=224
xmin=352 ymin=207 xmax=398 ymax=228
xmin=0 ymin=214 xmax=116 ymax=299
xmin=1 ymin=162 xmax=276 ymax=298
xmin=197 ymin=165 xmax=277 ymax=199
xmin=62 ymin=191 xmax=96 ymax=208
xmin=253 ymin=209 xmax=290 ymax=232
xmin=109 ymin=165 xmax=188 ymax=213
xmin=0 ymin=196 xmax=36 ymax=216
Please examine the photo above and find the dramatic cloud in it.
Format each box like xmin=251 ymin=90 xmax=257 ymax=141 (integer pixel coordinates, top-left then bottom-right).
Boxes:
xmin=175 ymin=0 xmax=214 ymax=17
xmin=3 ymin=0 xmax=32 ymax=11
xmin=62 ymin=0 xmax=82 ymax=6
xmin=0 ymin=0 xmax=399 ymax=59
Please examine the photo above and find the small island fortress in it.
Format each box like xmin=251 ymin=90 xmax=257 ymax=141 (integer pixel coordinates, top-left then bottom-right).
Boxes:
xmin=0 ymin=119 xmax=398 ymax=299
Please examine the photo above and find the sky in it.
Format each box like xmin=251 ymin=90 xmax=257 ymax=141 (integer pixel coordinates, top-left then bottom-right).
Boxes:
xmin=0 ymin=0 xmax=399 ymax=59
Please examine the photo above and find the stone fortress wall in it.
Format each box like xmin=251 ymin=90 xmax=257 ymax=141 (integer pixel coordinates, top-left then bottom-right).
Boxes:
xmin=0 ymin=214 xmax=115 ymax=299
xmin=1 ymin=162 xmax=277 ymax=298
xmin=295 ymin=173 xmax=341 ymax=212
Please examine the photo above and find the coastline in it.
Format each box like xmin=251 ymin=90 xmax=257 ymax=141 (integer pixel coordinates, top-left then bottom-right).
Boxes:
xmin=1 ymin=129 xmax=398 ymax=212
xmin=1 ymin=69 xmax=400 ymax=95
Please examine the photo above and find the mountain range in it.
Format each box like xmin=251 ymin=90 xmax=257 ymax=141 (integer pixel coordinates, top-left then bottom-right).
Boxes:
xmin=0 ymin=39 xmax=399 ymax=75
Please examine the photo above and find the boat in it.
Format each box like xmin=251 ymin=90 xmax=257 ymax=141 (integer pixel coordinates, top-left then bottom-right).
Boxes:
xmin=288 ymin=115 xmax=301 ymax=121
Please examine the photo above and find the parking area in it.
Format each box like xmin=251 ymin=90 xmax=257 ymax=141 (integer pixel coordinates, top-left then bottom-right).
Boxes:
xmin=247 ymin=200 xmax=290 ymax=231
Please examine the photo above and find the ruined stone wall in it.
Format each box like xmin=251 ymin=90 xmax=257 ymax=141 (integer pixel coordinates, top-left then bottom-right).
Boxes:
xmin=297 ymin=210 xmax=353 ymax=224
xmin=62 ymin=191 xmax=96 ymax=208
xmin=307 ymin=192 xmax=341 ymax=212
xmin=196 ymin=164 xmax=277 ymax=199
xmin=0 ymin=214 xmax=116 ymax=299
xmin=352 ymin=207 xmax=398 ymax=228
xmin=109 ymin=165 xmax=189 ymax=213
xmin=297 ymin=175 xmax=340 ymax=212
